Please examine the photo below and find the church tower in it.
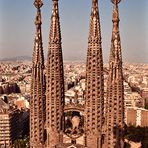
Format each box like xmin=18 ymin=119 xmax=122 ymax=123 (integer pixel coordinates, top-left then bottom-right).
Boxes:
xmin=85 ymin=0 xmax=104 ymax=147
xmin=105 ymin=0 xmax=124 ymax=147
xmin=30 ymin=0 xmax=46 ymax=147
xmin=46 ymin=0 xmax=65 ymax=147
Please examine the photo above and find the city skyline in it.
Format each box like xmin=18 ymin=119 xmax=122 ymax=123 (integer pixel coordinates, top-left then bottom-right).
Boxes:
xmin=0 ymin=0 xmax=148 ymax=63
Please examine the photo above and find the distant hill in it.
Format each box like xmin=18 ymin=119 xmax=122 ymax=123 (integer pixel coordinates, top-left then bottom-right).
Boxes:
xmin=0 ymin=56 xmax=32 ymax=61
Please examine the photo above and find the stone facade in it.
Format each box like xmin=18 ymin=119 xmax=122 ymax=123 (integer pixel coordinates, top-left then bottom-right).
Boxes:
xmin=30 ymin=0 xmax=46 ymax=147
xmin=84 ymin=0 xmax=104 ymax=147
xmin=30 ymin=0 xmax=125 ymax=148
xmin=105 ymin=0 xmax=124 ymax=147
xmin=46 ymin=0 xmax=65 ymax=147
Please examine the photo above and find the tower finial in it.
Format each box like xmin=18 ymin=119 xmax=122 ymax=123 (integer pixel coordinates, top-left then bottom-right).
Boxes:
xmin=32 ymin=0 xmax=44 ymax=65
xmin=92 ymin=0 xmax=98 ymax=5
xmin=111 ymin=0 xmax=121 ymax=5
xmin=91 ymin=0 xmax=98 ymax=13
xmin=34 ymin=0 xmax=43 ymax=9
xmin=112 ymin=0 xmax=121 ymax=24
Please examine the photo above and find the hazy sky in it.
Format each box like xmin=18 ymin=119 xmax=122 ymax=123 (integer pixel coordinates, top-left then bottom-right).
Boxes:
xmin=0 ymin=0 xmax=148 ymax=63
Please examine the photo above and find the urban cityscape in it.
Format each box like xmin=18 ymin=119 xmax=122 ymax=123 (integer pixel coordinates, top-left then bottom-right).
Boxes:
xmin=0 ymin=0 xmax=148 ymax=148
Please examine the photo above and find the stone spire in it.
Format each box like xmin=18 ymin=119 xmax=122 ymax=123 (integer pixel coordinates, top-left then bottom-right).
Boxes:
xmin=85 ymin=0 xmax=104 ymax=147
xmin=46 ymin=0 xmax=64 ymax=147
xmin=105 ymin=0 xmax=124 ymax=147
xmin=30 ymin=0 xmax=46 ymax=147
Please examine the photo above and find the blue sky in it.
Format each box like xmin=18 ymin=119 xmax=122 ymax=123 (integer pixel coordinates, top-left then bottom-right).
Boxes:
xmin=0 ymin=0 xmax=148 ymax=63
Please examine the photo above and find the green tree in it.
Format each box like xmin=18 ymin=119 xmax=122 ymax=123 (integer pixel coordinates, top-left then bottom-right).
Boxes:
xmin=12 ymin=137 xmax=29 ymax=148
xmin=124 ymin=142 xmax=131 ymax=148
xmin=144 ymin=104 xmax=148 ymax=110
xmin=125 ymin=126 xmax=148 ymax=148
xmin=141 ymin=128 xmax=148 ymax=148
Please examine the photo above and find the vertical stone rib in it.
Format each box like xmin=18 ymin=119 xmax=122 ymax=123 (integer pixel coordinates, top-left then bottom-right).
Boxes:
xmin=85 ymin=0 xmax=104 ymax=147
xmin=106 ymin=0 xmax=124 ymax=147
xmin=30 ymin=0 xmax=46 ymax=148
xmin=46 ymin=0 xmax=64 ymax=147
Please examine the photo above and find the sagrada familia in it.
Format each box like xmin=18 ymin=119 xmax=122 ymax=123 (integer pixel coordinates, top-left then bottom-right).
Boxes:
xmin=30 ymin=0 xmax=125 ymax=147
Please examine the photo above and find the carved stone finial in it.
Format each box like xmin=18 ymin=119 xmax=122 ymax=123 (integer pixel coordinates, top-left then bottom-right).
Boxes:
xmin=34 ymin=0 xmax=43 ymax=9
xmin=112 ymin=0 xmax=120 ymax=23
xmin=111 ymin=0 xmax=121 ymax=5
xmin=92 ymin=0 xmax=98 ymax=3
xmin=92 ymin=0 xmax=98 ymax=9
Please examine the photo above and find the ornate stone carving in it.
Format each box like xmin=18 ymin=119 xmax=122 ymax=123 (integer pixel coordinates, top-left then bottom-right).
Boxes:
xmin=46 ymin=0 xmax=65 ymax=147
xmin=105 ymin=0 xmax=125 ymax=147
xmin=85 ymin=0 xmax=104 ymax=147
xmin=30 ymin=0 xmax=46 ymax=147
